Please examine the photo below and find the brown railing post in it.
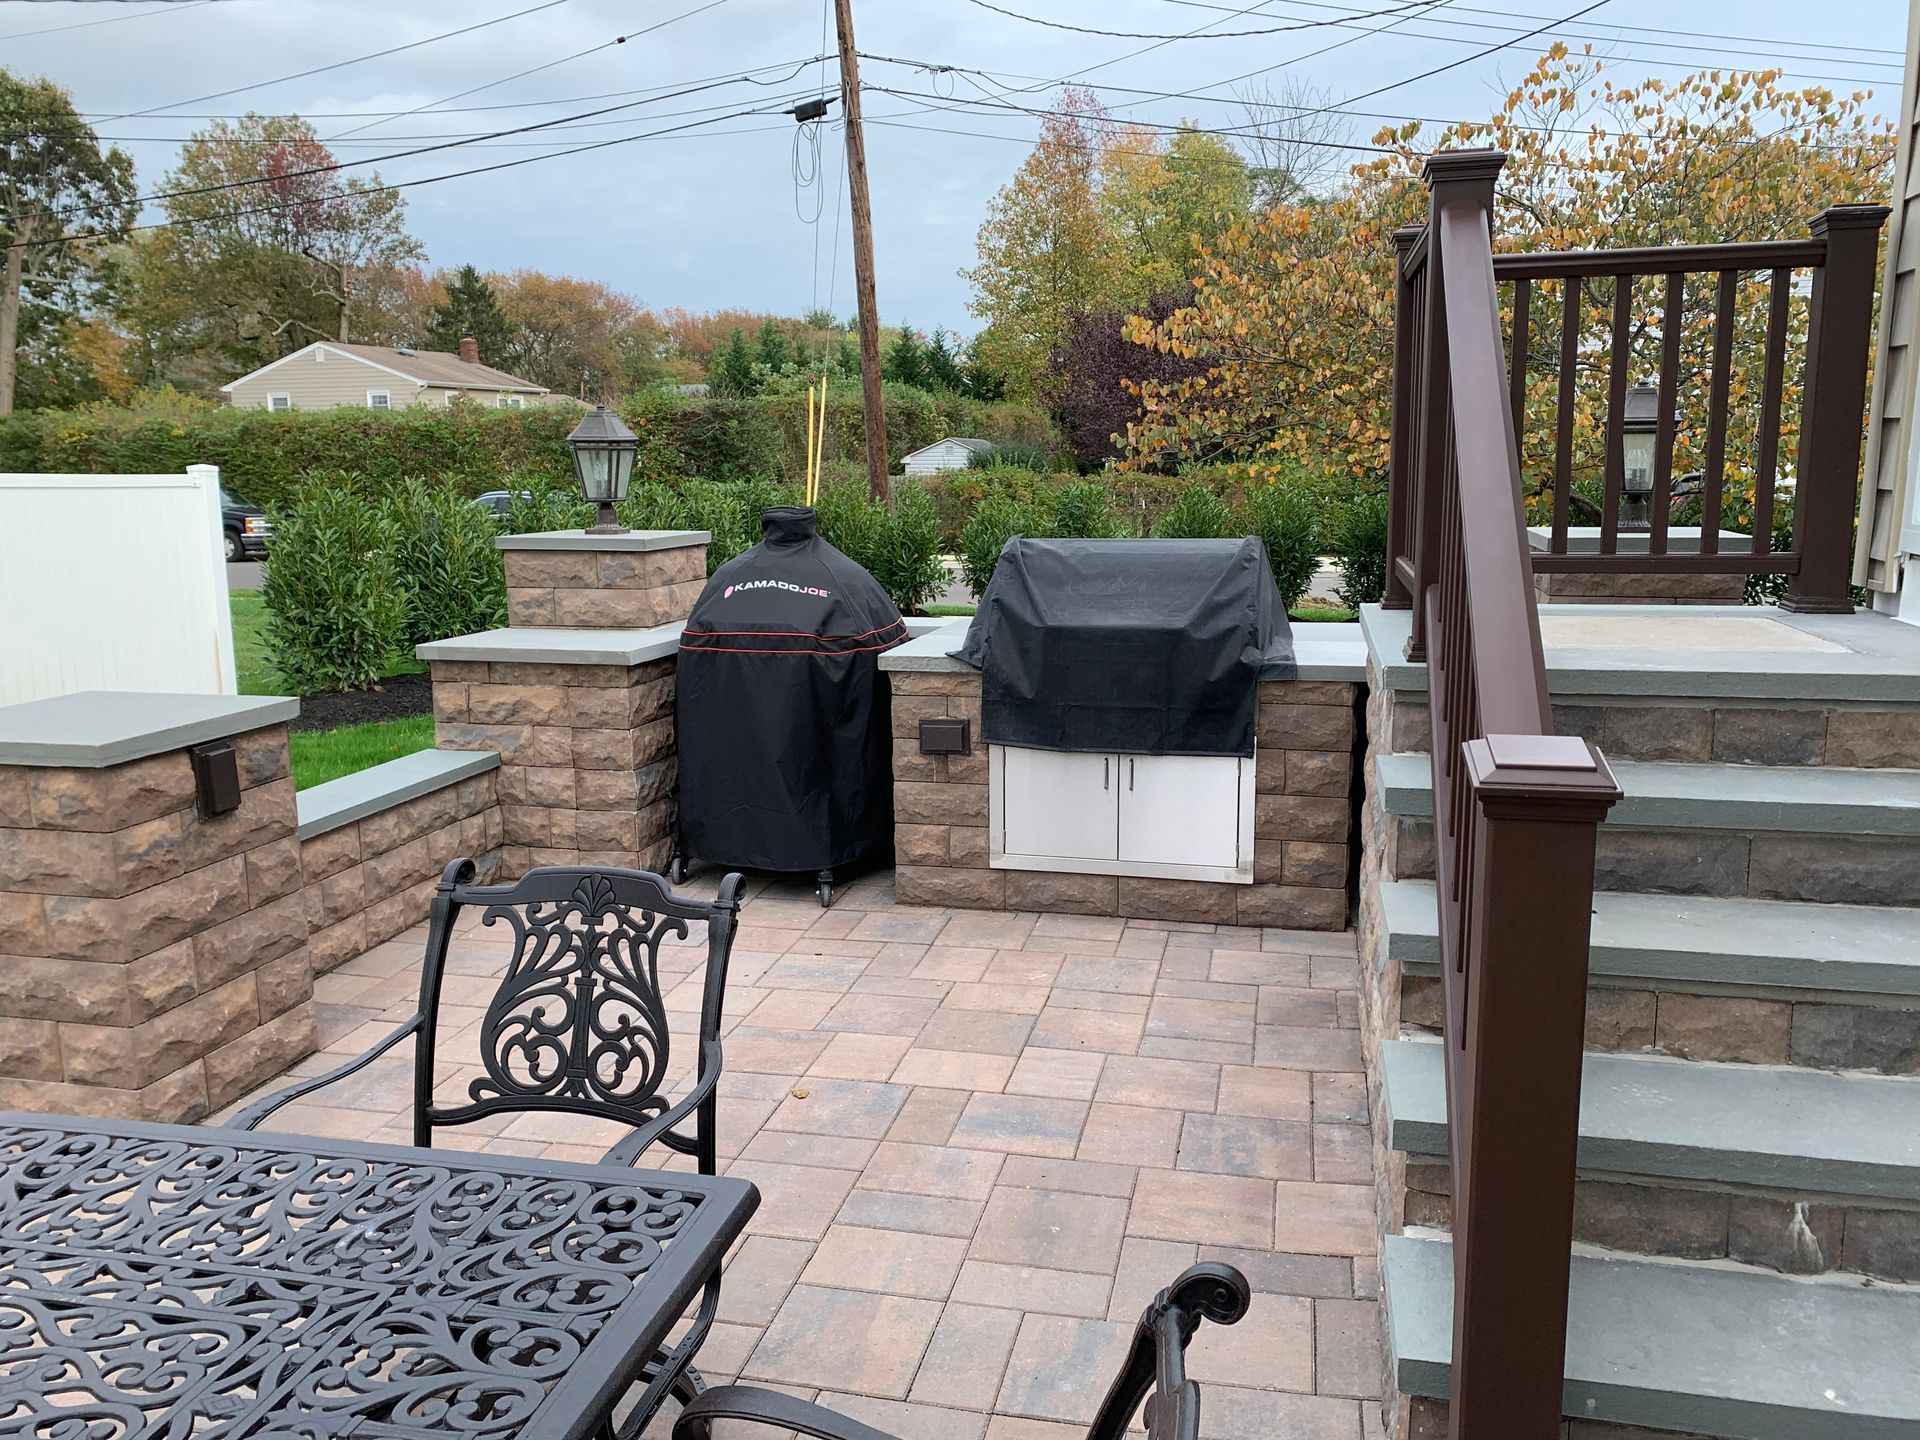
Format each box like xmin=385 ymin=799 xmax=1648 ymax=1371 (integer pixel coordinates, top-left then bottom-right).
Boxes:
xmin=1384 ymin=225 xmax=1424 ymax=612
xmin=1781 ymin=203 xmax=1890 ymax=613
xmin=1449 ymin=736 xmax=1619 ymax=1440
xmin=1406 ymin=151 xmax=1504 ymax=663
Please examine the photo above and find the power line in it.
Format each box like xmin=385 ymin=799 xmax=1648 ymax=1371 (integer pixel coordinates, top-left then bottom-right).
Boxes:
xmin=324 ymin=0 xmax=734 ymax=142
xmin=961 ymin=0 xmax=1435 ymax=40
xmin=1329 ymin=0 xmax=1611 ymax=110
xmin=21 ymin=104 xmax=796 ymax=251
xmin=7 ymin=62 xmax=824 ymax=229
xmin=92 ymin=0 xmax=580 ymax=126
xmin=1153 ymin=0 xmax=1903 ymax=62
xmin=1153 ymin=0 xmax=1903 ymax=76
xmin=0 ymin=0 xmax=213 ymax=43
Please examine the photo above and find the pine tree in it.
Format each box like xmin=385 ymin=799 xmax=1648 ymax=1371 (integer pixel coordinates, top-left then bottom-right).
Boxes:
xmin=884 ymin=320 xmax=926 ymax=389
xmin=709 ymin=326 xmax=757 ymax=397
xmin=426 ymin=264 xmax=514 ymax=362
xmin=923 ymin=328 xmax=964 ymax=391
xmin=755 ymin=316 xmax=790 ymax=374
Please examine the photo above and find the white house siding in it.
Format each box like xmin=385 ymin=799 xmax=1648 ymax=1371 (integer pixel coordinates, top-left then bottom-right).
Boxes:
xmin=1855 ymin=0 xmax=1920 ymax=591
xmin=226 ymin=349 xmax=427 ymax=411
xmin=903 ymin=439 xmax=987 ymax=475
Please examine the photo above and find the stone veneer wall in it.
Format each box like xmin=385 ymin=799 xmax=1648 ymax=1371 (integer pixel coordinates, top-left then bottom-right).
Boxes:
xmin=889 ymin=670 xmax=1358 ymax=928
xmin=430 ymin=658 xmax=677 ymax=876
xmin=504 ymin=541 xmax=707 ymax=628
xmin=300 ymin=768 xmax=502 ymax=974
xmin=1534 ymin=569 xmax=1746 ymax=605
xmin=0 ymin=722 xmax=315 ymax=1122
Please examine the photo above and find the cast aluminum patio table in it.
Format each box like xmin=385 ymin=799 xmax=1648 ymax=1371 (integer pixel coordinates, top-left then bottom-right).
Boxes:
xmin=0 ymin=1112 xmax=759 ymax=1440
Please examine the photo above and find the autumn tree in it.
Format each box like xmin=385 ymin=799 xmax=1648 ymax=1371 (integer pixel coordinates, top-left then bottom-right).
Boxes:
xmin=426 ymin=264 xmax=513 ymax=361
xmin=0 ymin=70 xmax=136 ymax=414
xmin=965 ymin=87 xmax=1122 ymax=400
xmin=1122 ymin=50 xmax=1896 ymax=496
xmin=489 ymin=269 xmax=647 ymax=400
xmin=124 ymin=114 xmax=420 ymax=387
xmin=352 ymin=262 xmax=442 ymax=348
xmin=1051 ymin=293 xmax=1204 ymax=469
xmin=1099 ymin=124 xmax=1250 ymax=298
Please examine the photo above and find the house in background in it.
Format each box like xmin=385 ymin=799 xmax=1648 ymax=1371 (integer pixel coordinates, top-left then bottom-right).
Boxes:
xmin=221 ymin=336 xmax=557 ymax=412
xmin=901 ymin=436 xmax=992 ymax=475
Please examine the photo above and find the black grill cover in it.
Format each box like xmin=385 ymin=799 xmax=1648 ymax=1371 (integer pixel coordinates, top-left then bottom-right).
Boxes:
xmin=675 ymin=507 xmax=907 ymax=873
xmin=951 ymin=537 xmax=1295 ymax=757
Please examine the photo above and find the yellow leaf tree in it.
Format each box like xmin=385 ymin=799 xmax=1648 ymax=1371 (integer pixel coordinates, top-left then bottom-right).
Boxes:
xmin=1121 ymin=49 xmax=1896 ymax=512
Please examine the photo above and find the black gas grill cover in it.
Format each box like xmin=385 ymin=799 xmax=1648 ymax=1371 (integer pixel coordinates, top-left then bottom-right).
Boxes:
xmin=951 ymin=537 xmax=1295 ymax=757
xmin=675 ymin=507 xmax=907 ymax=873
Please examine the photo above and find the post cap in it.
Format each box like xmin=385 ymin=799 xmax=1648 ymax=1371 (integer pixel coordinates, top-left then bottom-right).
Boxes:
xmin=1421 ymin=149 xmax=1507 ymax=189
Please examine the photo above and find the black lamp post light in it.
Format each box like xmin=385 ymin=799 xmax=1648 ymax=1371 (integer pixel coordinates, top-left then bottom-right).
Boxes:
xmin=567 ymin=406 xmax=639 ymax=535
xmin=1619 ymin=381 xmax=1659 ymax=533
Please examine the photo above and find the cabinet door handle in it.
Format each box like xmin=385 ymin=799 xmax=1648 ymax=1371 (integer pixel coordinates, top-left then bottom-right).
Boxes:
xmin=1103 ymin=756 xmax=1109 ymax=790
xmin=1129 ymin=757 xmax=1135 ymax=791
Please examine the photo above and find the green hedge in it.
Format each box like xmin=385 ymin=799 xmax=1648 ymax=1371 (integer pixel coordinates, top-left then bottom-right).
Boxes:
xmin=0 ymin=386 xmax=1057 ymax=511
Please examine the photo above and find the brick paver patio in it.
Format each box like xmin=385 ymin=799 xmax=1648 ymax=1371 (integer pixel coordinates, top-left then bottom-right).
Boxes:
xmin=221 ymin=870 xmax=1384 ymax=1439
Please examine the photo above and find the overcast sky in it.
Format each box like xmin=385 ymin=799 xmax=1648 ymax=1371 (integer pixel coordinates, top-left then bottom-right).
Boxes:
xmin=4 ymin=0 xmax=1907 ymax=334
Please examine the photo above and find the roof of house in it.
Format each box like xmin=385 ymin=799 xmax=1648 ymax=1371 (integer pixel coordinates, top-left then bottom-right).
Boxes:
xmin=902 ymin=436 xmax=993 ymax=458
xmin=219 ymin=341 xmax=549 ymax=395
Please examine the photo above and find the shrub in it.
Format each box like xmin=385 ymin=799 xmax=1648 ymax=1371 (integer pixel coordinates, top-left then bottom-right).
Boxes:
xmin=811 ymin=479 xmax=948 ymax=613
xmin=503 ymin=476 xmax=594 ymax=534
xmin=1326 ymin=490 xmax=1390 ymax=608
xmin=957 ymin=486 xmax=1036 ymax=597
xmin=1243 ymin=478 xmax=1321 ymax=610
xmin=261 ymin=478 xmax=407 ymax=694
xmin=383 ymin=477 xmax=507 ymax=646
xmin=967 ymin=441 xmax=1053 ymax=471
xmin=1040 ymin=480 xmax=1133 ymax=539
xmin=1149 ymin=483 xmax=1239 ymax=539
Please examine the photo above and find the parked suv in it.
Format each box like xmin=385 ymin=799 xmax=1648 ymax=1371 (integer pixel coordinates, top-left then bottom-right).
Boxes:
xmin=471 ymin=490 xmax=534 ymax=525
xmin=222 ymin=488 xmax=271 ymax=561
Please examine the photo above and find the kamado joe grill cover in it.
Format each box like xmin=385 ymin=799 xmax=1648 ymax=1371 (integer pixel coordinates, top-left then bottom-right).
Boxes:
xmin=676 ymin=506 xmax=907 ymax=873
xmin=952 ymin=536 xmax=1296 ymax=757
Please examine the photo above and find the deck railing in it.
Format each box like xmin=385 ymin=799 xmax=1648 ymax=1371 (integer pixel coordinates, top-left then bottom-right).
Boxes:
xmin=1388 ymin=181 xmax=1887 ymax=624
xmin=1387 ymin=150 xmax=1623 ymax=1438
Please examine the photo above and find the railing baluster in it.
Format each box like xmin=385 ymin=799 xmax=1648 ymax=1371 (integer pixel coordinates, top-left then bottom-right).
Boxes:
xmin=1552 ymin=281 xmax=1578 ymax=554
xmin=1650 ymin=273 xmax=1685 ymax=556
xmin=1753 ymin=267 xmax=1791 ymax=557
xmin=1509 ymin=277 xmax=1531 ymax=454
xmin=1601 ymin=276 xmax=1633 ymax=553
xmin=1700 ymin=269 xmax=1738 ymax=555
xmin=1385 ymin=226 xmax=1425 ymax=610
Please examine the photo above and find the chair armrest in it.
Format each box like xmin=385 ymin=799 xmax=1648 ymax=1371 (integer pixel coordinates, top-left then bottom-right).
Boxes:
xmin=672 ymin=1386 xmax=898 ymax=1440
xmin=224 ymin=1015 xmax=425 ymax=1132
xmin=600 ymin=1036 xmax=723 ymax=1168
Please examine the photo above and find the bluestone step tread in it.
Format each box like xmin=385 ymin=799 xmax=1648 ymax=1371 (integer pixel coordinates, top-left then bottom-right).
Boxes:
xmin=1380 ymin=1039 xmax=1920 ymax=1199
xmin=1383 ymin=878 xmax=1920 ymax=995
xmin=1378 ymin=752 xmax=1920 ymax=834
xmin=1383 ymin=1231 xmax=1920 ymax=1439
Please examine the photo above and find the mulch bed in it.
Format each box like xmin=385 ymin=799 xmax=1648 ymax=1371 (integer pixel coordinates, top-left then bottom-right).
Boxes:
xmin=291 ymin=672 xmax=434 ymax=733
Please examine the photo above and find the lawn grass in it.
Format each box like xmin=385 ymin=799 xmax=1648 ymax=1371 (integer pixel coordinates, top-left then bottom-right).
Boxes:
xmin=230 ymin=587 xmax=427 ymax=696
xmin=290 ymin=714 xmax=436 ymax=790
xmin=230 ymin=588 xmax=280 ymax=695
xmin=1291 ymin=604 xmax=1358 ymax=622
xmin=922 ymin=603 xmax=977 ymax=617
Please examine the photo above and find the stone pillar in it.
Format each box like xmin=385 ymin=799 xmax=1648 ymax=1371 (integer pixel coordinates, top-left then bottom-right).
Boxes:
xmin=0 ymin=693 xmax=317 ymax=1122
xmin=1529 ymin=526 xmax=1750 ymax=605
xmin=500 ymin=529 xmax=710 ymax=628
xmin=424 ymin=528 xmax=710 ymax=878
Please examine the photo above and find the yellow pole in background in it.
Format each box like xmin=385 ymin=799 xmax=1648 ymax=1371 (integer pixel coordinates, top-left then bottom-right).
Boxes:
xmin=805 ymin=384 xmax=818 ymax=507
xmin=812 ymin=378 xmax=829 ymax=505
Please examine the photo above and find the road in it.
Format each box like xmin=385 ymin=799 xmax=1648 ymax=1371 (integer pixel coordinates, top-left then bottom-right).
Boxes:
xmin=228 ymin=560 xmax=264 ymax=589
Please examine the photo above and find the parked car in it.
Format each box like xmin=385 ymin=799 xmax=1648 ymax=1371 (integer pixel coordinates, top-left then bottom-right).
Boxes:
xmin=471 ymin=490 xmax=533 ymax=525
xmin=222 ymin=488 xmax=271 ymax=561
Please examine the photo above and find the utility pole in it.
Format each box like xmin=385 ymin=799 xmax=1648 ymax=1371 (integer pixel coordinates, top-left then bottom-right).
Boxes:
xmin=834 ymin=0 xmax=889 ymax=504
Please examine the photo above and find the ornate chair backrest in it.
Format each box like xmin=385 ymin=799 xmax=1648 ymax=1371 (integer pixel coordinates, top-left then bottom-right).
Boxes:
xmin=1084 ymin=1263 xmax=1251 ymax=1440
xmin=409 ymin=859 xmax=744 ymax=1151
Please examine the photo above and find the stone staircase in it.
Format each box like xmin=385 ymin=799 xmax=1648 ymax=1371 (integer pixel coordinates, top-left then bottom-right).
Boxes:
xmin=1356 ymin=605 xmax=1920 ymax=1439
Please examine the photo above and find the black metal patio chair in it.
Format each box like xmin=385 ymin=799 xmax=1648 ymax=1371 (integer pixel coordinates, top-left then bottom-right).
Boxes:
xmin=671 ymin=1262 xmax=1253 ymax=1440
xmin=232 ymin=857 xmax=746 ymax=1438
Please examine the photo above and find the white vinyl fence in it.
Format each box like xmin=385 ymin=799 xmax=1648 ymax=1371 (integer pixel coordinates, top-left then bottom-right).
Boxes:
xmin=0 ymin=466 xmax=237 ymax=706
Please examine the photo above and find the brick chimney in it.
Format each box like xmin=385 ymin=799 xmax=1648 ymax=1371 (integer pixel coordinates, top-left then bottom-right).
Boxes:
xmin=457 ymin=335 xmax=479 ymax=364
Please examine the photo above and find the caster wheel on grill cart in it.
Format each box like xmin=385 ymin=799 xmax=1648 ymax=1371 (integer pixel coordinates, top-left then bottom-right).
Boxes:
xmin=668 ymin=854 xmax=688 ymax=885
xmin=816 ymin=872 xmax=834 ymax=908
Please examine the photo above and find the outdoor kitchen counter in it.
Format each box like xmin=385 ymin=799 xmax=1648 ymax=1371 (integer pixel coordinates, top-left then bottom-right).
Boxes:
xmin=880 ymin=618 xmax=1368 ymax=681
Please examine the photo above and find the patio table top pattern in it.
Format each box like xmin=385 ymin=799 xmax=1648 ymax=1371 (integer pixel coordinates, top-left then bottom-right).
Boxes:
xmin=0 ymin=1113 xmax=756 ymax=1439
xmin=218 ymin=870 xmax=1386 ymax=1440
